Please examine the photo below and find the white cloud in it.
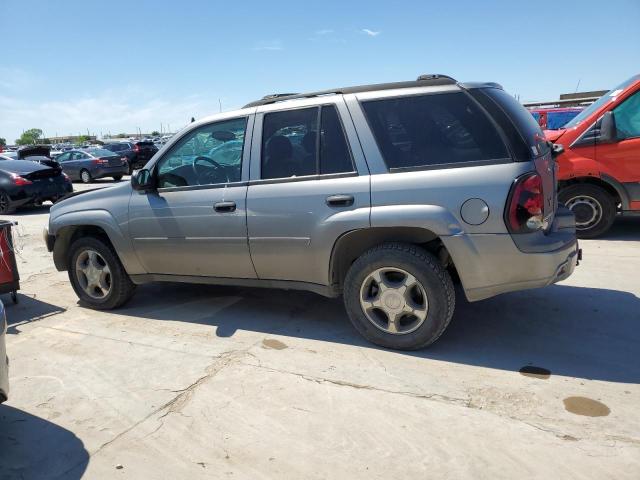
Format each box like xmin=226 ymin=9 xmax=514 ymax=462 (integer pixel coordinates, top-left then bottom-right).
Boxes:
xmin=253 ymin=40 xmax=283 ymax=51
xmin=0 ymin=87 xmax=223 ymax=142
xmin=361 ymin=28 xmax=381 ymax=37
xmin=315 ymin=29 xmax=333 ymax=35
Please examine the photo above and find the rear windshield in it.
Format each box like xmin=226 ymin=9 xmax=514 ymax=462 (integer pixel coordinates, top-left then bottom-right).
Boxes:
xmin=361 ymin=92 xmax=509 ymax=170
xmin=87 ymin=148 xmax=118 ymax=157
xmin=481 ymin=88 xmax=549 ymax=157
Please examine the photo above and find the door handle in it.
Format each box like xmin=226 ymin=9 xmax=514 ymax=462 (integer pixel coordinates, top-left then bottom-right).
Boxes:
xmin=326 ymin=194 xmax=354 ymax=207
xmin=214 ymin=201 xmax=236 ymax=213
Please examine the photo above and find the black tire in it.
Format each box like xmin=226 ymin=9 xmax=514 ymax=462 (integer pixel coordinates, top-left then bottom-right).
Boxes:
xmin=80 ymin=169 xmax=92 ymax=184
xmin=112 ymin=175 xmax=123 ymax=181
xmin=343 ymin=242 xmax=455 ymax=350
xmin=67 ymin=236 xmax=136 ymax=310
xmin=0 ymin=191 xmax=15 ymax=214
xmin=558 ymin=184 xmax=616 ymax=239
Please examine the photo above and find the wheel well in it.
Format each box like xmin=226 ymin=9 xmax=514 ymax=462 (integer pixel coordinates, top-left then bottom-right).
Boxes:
xmin=559 ymin=177 xmax=622 ymax=208
xmin=329 ymin=227 xmax=457 ymax=292
xmin=53 ymin=225 xmax=114 ymax=271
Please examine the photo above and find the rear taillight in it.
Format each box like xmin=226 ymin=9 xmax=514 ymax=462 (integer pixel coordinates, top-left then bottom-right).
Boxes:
xmin=133 ymin=145 xmax=140 ymax=152
xmin=93 ymin=158 xmax=109 ymax=165
xmin=506 ymin=172 xmax=546 ymax=233
xmin=62 ymin=172 xmax=71 ymax=182
xmin=11 ymin=174 xmax=32 ymax=186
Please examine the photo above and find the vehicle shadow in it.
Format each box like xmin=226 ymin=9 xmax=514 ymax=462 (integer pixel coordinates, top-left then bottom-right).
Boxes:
xmin=4 ymin=294 xmax=66 ymax=335
xmin=0 ymin=404 xmax=89 ymax=479
xmin=598 ymin=216 xmax=640 ymax=241
xmin=120 ymin=282 xmax=640 ymax=384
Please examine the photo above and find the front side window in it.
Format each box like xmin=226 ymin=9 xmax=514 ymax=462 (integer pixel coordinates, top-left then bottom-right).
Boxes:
xmin=261 ymin=105 xmax=354 ymax=179
xmin=362 ymin=92 xmax=510 ymax=170
xmin=156 ymin=117 xmax=247 ymax=188
xmin=613 ymin=91 xmax=640 ymax=139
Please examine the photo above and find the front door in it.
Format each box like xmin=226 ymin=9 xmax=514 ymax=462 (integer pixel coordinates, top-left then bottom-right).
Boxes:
xmin=246 ymin=101 xmax=370 ymax=286
xmin=128 ymin=115 xmax=257 ymax=278
xmin=597 ymin=89 xmax=640 ymax=209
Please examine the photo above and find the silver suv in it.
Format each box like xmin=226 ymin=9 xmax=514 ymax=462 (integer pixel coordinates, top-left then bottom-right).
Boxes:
xmin=44 ymin=75 xmax=580 ymax=350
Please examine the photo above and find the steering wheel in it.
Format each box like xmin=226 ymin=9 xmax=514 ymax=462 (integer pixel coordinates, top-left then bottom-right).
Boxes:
xmin=192 ymin=156 xmax=228 ymax=184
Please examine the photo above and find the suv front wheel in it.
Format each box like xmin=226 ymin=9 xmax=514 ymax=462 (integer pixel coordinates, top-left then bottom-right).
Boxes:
xmin=68 ymin=236 xmax=136 ymax=309
xmin=343 ymin=243 xmax=455 ymax=350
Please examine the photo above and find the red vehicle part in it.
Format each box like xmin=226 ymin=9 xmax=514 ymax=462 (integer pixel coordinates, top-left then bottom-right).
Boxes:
xmin=0 ymin=221 xmax=19 ymax=303
xmin=546 ymin=74 xmax=640 ymax=238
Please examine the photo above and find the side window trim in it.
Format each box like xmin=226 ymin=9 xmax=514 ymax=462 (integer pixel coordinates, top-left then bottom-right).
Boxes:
xmin=254 ymin=103 xmax=357 ymax=182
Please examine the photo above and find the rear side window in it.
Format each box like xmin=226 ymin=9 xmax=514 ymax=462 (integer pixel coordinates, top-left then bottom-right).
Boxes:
xmin=361 ymin=92 xmax=509 ymax=170
xmin=261 ymin=105 xmax=354 ymax=179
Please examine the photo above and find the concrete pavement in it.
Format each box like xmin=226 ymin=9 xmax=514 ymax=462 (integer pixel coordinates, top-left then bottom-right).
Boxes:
xmin=1 ymin=179 xmax=639 ymax=479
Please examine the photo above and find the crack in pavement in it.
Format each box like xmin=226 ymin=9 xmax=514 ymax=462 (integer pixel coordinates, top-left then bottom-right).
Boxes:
xmin=240 ymin=361 xmax=640 ymax=447
xmin=35 ymin=324 xmax=228 ymax=359
xmin=58 ymin=347 xmax=253 ymax=478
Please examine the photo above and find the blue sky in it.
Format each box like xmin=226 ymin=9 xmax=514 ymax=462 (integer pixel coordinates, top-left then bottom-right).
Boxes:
xmin=1 ymin=0 xmax=639 ymax=142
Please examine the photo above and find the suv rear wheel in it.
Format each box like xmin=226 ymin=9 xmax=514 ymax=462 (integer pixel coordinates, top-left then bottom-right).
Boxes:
xmin=68 ymin=236 xmax=136 ymax=309
xmin=559 ymin=184 xmax=616 ymax=239
xmin=343 ymin=243 xmax=455 ymax=350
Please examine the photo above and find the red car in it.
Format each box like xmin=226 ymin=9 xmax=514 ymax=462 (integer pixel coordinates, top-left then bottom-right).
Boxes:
xmin=547 ymin=74 xmax=640 ymax=238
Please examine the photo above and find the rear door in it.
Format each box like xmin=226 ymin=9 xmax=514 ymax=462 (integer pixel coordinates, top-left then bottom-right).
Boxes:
xmin=246 ymin=98 xmax=370 ymax=286
xmin=596 ymin=89 xmax=640 ymax=209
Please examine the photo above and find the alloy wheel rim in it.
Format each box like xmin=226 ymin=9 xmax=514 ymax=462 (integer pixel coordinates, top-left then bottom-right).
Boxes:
xmin=75 ymin=249 xmax=112 ymax=299
xmin=81 ymin=171 xmax=90 ymax=182
xmin=359 ymin=267 xmax=429 ymax=335
xmin=565 ymin=195 xmax=602 ymax=229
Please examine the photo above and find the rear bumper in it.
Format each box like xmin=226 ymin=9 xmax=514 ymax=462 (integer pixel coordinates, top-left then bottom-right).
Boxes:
xmin=10 ymin=182 xmax=73 ymax=207
xmin=92 ymin=165 xmax=128 ymax=179
xmin=442 ymin=209 xmax=580 ymax=302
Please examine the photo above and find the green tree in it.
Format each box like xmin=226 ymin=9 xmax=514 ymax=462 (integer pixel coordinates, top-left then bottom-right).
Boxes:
xmin=151 ymin=130 xmax=160 ymax=136
xmin=15 ymin=128 xmax=43 ymax=145
xmin=76 ymin=135 xmax=89 ymax=144
xmin=0 ymin=138 xmax=6 ymax=147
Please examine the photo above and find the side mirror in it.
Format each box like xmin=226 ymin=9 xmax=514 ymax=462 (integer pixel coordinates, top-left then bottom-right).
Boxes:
xmin=131 ymin=168 xmax=154 ymax=191
xmin=599 ymin=111 xmax=617 ymax=143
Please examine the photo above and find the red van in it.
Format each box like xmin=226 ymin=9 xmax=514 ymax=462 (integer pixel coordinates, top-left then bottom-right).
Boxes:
xmin=547 ymin=74 xmax=640 ymax=238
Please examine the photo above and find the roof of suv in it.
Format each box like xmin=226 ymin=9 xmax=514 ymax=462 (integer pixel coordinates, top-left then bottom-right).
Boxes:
xmin=243 ymin=74 xmax=459 ymax=108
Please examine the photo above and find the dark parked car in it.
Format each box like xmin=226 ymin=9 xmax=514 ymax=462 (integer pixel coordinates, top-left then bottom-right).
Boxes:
xmin=16 ymin=145 xmax=61 ymax=169
xmin=102 ymin=141 xmax=158 ymax=174
xmin=0 ymin=159 xmax=73 ymax=213
xmin=55 ymin=148 xmax=129 ymax=183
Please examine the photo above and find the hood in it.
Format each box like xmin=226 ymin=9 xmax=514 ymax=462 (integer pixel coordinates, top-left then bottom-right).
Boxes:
xmin=17 ymin=145 xmax=51 ymax=159
xmin=543 ymin=129 xmax=567 ymax=143
xmin=0 ymin=159 xmax=53 ymax=175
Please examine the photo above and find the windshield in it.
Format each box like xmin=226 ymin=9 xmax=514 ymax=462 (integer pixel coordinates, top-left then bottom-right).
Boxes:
xmin=564 ymin=75 xmax=640 ymax=128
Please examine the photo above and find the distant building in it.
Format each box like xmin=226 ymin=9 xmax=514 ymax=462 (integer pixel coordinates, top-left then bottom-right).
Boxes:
xmin=47 ymin=135 xmax=97 ymax=143
xmin=524 ymin=90 xmax=608 ymax=109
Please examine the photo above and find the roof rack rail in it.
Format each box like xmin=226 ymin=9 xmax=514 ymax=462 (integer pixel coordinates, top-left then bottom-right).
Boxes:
xmin=243 ymin=74 xmax=457 ymax=108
